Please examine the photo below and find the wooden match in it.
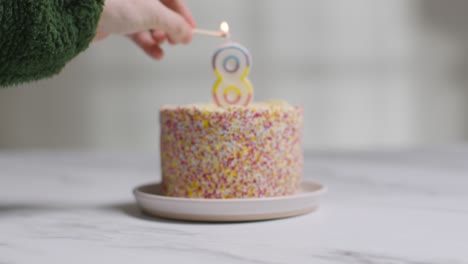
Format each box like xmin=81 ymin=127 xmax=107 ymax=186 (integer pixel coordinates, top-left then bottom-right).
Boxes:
xmin=192 ymin=28 xmax=227 ymax=38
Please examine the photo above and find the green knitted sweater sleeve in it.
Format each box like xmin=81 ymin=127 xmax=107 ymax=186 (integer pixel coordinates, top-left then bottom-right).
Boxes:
xmin=0 ymin=0 xmax=104 ymax=87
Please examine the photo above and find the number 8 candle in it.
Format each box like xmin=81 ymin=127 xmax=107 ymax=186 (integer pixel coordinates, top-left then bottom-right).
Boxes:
xmin=212 ymin=22 xmax=253 ymax=107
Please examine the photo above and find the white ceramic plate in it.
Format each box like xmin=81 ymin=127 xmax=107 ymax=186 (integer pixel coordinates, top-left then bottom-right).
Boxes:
xmin=133 ymin=181 xmax=326 ymax=222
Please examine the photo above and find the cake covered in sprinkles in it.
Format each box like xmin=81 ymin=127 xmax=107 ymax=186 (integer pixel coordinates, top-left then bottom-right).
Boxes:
xmin=160 ymin=101 xmax=304 ymax=198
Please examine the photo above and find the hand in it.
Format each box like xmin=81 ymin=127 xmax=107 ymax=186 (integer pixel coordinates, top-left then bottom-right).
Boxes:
xmin=95 ymin=0 xmax=196 ymax=60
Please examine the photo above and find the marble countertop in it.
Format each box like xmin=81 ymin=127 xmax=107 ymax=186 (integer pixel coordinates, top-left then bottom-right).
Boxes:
xmin=1 ymin=147 xmax=467 ymax=264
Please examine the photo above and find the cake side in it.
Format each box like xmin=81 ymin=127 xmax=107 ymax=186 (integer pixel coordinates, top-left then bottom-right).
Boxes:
xmin=160 ymin=101 xmax=304 ymax=198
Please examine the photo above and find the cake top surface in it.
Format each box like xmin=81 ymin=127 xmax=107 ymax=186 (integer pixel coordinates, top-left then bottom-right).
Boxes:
xmin=161 ymin=100 xmax=300 ymax=112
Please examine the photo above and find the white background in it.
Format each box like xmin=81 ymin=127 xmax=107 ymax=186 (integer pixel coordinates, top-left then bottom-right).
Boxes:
xmin=1 ymin=0 xmax=468 ymax=151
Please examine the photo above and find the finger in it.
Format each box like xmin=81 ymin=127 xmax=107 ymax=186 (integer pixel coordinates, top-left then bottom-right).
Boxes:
xmin=150 ymin=29 xmax=167 ymax=45
xmin=93 ymin=32 xmax=109 ymax=42
xmin=160 ymin=0 xmax=197 ymax=27
xmin=167 ymin=36 xmax=176 ymax=45
xmin=128 ymin=32 xmax=164 ymax=60
xmin=152 ymin=1 xmax=192 ymax=44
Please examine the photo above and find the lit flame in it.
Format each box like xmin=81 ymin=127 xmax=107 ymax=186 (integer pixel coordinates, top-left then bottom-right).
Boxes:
xmin=220 ymin=21 xmax=229 ymax=36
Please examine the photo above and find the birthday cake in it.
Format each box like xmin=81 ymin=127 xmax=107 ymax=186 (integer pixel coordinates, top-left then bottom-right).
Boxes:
xmin=159 ymin=37 xmax=304 ymax=199
xmin=160 ymin=101 xmax=304 ymax=198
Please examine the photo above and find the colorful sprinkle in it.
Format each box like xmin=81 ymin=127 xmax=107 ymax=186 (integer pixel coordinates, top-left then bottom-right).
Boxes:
xmin=160 ymin=101 xmax=304 ymax=198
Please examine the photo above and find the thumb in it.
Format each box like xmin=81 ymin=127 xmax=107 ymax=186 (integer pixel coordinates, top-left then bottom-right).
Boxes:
xmin=151 ymin=1 xmax=193 ymax=44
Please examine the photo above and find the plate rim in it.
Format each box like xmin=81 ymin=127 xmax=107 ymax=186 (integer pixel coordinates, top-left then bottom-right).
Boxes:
xmin=133 ymin=180 xmax=327 ymax=203
xmin=141 ymin=206 xmax=320 ymax=222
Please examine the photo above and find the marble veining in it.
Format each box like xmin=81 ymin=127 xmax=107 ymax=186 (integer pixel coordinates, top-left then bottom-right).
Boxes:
xmin=1 ymin=148 xmax=467 ymax=264
xmin=311 ymin=250 xmax=457 ymax=264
